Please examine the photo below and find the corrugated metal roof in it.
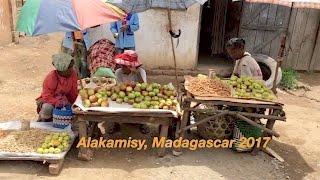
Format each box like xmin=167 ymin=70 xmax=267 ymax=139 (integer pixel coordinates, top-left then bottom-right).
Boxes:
xmin=245 ymin=0 xmax=320 ymax=9
xmin=107 ymin=0 xmax=207 ymax=13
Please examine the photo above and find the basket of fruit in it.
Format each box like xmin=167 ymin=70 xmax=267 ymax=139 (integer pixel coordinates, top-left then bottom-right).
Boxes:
xmin=78 ymin=77 xmax=116 ymax=89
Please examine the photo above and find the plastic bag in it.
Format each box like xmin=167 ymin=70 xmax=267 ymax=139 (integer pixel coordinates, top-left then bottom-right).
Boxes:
xmin=93 ymin=67 xmax=116 ymax=78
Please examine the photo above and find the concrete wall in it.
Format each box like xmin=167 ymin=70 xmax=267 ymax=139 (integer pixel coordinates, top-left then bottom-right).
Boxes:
xmin=88 ymin=4 xmax=201 ymax=70
xmin=0 ymin=0 xmax=12 ymax=46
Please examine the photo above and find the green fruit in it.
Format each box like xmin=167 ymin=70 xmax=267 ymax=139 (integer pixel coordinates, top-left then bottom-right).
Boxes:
xmin=48 ymin=147 xmax=55 ymax=154
xmin=153 ymin=88 xmax=160 ymax=94
xmin=95 ymin=93 xmax=102 ymax=99
xmin=54 ymin=148 xmax=61 ymax=154
xmin=144 ymin=96 xmax=151 ymax=101
xmin=106 ymin=91 xmax=112 ymax=97
xmin=116 ymin=98 xmax=123 ymax=104
xmin=52 ymin=134 xmax=59 ymax=140
xmin=141 ymin=83 xmax=147 ymax=90
xmin=170 ymin=96 xmax=175 ymax=100
xmin=114 ymin=86 xmax=121 ymax=93
xmin=149 ymin=92 xmax=156 ymax=97
xmin=135 ymin=97 xmax=142 ymax=103
xmin=136 ymin=83 xmax=142 ymax=87
xmin=63 ymin=136 xmax=70 ymax=141
xmin=128 ymin=93 xmax=135 ymax=99
xmin=152 ymin=96 xmax=159 ymax=101
xmin=58 ymin=145 xmax=64 ymax=150
xmin=140 ymin=103 xmax=147 ymax=109
xmin=153 ymin=105 xmax=160 ymax=109
xmin=63 ymin=142 xmax=69 ymax=148
xmin=37 ymin=148 xmax=44 ymax=154
xmin=124 ymin=97 xmax=129 ymax=103
xmin=43 ymin=149 xmax=49 ymax=154
xmin=134 ymin=92 xmax=141 ymax=97
xmin=157 ymin=93 xmax=164 ymax=98
xmin=133 ymin=103 xmax=139 ymax=108
xmin=159 ymin=99 xmax=166 ymax=104
xmin=111 ymin=94 xmax=118 ymax=101
xmin=165 ymin=100 xmax=173 ymax=106
xmin=144 ymin=101 xmax=151 ymax=107
xmin=230 ymin=76 xmax=237 ymax=81
xmin=172 ymin=99 xmax=178 ymax=105
xmin=119 ymin=91 xmax=126 ymax=98
xmin=146 ymin=86 xmax=153 ymax=92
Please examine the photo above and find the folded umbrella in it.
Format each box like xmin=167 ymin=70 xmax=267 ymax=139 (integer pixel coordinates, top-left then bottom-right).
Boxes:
xmin=17 ymin=0 xmax=126 ymax=36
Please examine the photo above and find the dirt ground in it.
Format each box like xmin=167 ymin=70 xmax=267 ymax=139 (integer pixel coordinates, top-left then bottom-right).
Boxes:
xmin=0 ymin=34 xmax=319 ymax=180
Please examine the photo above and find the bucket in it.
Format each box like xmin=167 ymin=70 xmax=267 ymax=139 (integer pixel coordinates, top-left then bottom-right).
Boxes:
xmin=52 ymin=105 xmax=73 ymax=129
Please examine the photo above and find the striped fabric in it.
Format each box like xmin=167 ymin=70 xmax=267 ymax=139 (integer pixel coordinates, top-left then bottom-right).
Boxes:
xmin=245 ymin=0 xmax=320 ymax=9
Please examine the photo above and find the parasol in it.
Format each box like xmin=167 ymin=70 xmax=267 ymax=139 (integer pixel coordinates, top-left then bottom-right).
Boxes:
xmin=17 ymin=0 xmax=126 ymax=36
xmin=107 ymin=0 xmax=207 ymax=13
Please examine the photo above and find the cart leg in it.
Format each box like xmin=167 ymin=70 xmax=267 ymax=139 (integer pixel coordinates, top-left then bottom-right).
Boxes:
xmin=49 ymin=159 xmax=64 ymax=175
xmin=173 ymin=109 xmax=190 ymax=156
xmin=77 ymin=118 xmax=93 ymax=161
xmin=158 ymin=124 xmax=169 ymax=157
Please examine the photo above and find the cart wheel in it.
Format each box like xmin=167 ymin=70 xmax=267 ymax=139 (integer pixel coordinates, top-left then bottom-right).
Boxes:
xmin=49 ymin=160 xmax=64 ymax=175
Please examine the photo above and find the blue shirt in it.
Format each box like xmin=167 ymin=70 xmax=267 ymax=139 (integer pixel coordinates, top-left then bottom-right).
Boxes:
xmin=62 ymin=31 xmax=92 ymax=50
xmin=110 ymin=13 xmax=139 ymax=49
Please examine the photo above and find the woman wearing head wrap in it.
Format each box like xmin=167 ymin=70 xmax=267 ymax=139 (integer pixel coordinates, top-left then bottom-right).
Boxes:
xmin=114 ymin=50 xmax=147 ymax=83
xmin=36 ymin=53 xmax=78 ymax=122
xmin=226 ymin=38 xmax=263 ymax=79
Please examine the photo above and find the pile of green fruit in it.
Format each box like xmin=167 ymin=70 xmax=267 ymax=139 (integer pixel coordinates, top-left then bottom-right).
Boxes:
xmin=36 ymin=132 xmax=71 ymax=154
xmin=109 ymin=82 xmax=178 ymax=110
xmin=227 ymin=76 xmax=275 ymax=101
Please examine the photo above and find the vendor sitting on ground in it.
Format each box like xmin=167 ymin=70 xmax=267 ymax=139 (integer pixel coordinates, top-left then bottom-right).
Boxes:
xmin=114 ymin=50 xmax=147 ymax=83
xmin=226 ymin=38 xmax=263 ymax=79
xmin=36 ymin=53 xmax=78 ymax=122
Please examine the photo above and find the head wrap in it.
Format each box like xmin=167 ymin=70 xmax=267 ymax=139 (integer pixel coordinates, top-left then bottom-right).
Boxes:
xmin=114 ymin=50 xmax=142 ymax=67
xmin=52 ymin=53 xmax=73 ymax=72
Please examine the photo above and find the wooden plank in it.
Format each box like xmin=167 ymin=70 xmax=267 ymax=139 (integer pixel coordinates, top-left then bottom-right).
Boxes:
xmin=241 ymin=24 xmax=285 ymax=31
xmin=297 ymin=9 xmax=320 ymax=70
xmin=259 ymin=4 xmax=270 ymax=55
xmin=287 ymin=9 xmax=310 ymax=69
xmin=158 ymin=124 xmax=169 ymax=157
xmin=253 ymin=4 xmax=264 ymax=54
xmin=266 ymin=4 xmax=278 ymax=56
xmin=284 ymin=8 xmax=298 ymax=68
xmin=309 ymin=26 xmax=320 ymax=71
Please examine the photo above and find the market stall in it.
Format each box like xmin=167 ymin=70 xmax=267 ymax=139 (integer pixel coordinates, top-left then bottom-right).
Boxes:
xmin=73 ymin=78 xmax=180 ymax=159
xmin=0 ymin=121 xmax=76 ymax=175
xmin=175 ymin=74 xmax=286 ymax=153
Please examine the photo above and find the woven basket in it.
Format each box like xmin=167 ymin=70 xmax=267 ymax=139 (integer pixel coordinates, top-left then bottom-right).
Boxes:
xmin=78 ymin=77 xmax=116 ymax=89
xmin=194 ymin=110 xmax=234 ymax=140
xmin=232 ymin=121 xmax=263 ymax=152
xmin=53 ymin=106 xmax=73 ymax=129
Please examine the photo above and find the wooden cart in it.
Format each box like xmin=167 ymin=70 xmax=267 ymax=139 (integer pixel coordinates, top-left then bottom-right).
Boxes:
xmin=73 ymin=108 xmax=178 ymax=160
xmin=175 ymin=89 xmax=286 ymax=154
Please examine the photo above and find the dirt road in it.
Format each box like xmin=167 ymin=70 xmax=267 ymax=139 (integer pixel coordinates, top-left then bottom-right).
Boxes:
xmin=0 ymin=34 xmax=319 ymax=180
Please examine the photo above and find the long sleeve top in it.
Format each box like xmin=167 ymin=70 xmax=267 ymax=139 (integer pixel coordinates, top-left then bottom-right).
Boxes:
xmin=37 ymin=69 xmax=78 ymax=106
xmin=110 ymin=13 xmax=139 ymax=49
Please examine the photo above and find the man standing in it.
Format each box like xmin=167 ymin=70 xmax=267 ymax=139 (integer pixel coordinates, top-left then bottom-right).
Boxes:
xmin=110 ymin=13 xmax=139 ymax=54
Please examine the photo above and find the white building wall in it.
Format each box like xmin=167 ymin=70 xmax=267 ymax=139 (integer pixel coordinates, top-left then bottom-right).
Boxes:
xmin=88 ymin=4 xmax=201 ymax=70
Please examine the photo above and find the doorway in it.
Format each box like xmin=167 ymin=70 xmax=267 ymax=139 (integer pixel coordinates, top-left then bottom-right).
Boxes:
xmin=197 ymin=0 xmax=243 ymax=72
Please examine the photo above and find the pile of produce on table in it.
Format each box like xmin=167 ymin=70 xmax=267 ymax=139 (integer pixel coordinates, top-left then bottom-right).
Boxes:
xmin=227 ymin=75 xmax=275 ymax=101
xmin=79 ymin=87 xmax=109 ymax=107
xmin=37 ymin=132 xmax=71 ymax=154
xmin=0 ymin=129 xmax=70 ymax=154
xmin=79 ymin=82 xmax=178 ymax=110
xmin=185 ymin=74 xmax=232 ymax=97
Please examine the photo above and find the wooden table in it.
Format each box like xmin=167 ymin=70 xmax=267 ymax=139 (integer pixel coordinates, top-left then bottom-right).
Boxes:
xmin=174 ymin=91 xmax=286 ymax=154
xmin=73 ymin=109 xmax=177 ymax=160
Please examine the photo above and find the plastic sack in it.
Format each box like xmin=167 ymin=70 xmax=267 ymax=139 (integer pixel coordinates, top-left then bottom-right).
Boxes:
xmin=93 ymin=67 xmax=116 ymax=78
